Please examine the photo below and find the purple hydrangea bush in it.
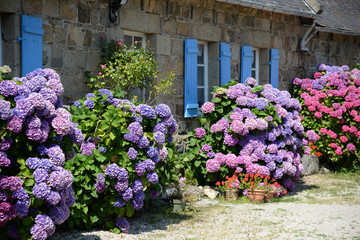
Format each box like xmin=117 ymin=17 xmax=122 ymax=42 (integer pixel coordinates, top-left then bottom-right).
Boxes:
xmin=0 ymin=68 xmax=83 ymax=239
xmin=183 ymin=79 xmax=310 ymax=192
xmin=68 ymin=89 xmax=177 ymax=233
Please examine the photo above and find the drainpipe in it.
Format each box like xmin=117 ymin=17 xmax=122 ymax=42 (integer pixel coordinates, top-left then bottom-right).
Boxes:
xmin=300 ymin=22 xmax=319 ymax=51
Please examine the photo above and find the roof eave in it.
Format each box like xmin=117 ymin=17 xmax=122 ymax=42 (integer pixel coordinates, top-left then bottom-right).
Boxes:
xmin=317 ymin=26 xmax=360 ymax=36
xmin=216 ymin=0 xmax=318 ymax=19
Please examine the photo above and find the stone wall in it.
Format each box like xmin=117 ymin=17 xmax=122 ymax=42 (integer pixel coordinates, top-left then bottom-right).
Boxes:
xmin=1 ymin=0 xmax=360 ymax=132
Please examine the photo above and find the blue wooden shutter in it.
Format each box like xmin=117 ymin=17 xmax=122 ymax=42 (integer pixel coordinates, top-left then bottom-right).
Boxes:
xmin=20 ymin=15 xmax=44 ymax=76
xmin=270 ymin=48 xmax=280 ymax=88
xmin=220 ymin=42 xmax=231 ymax=86
xmin=184 ymin=39 xmax=198 ymax=118
xmin=240 ymin=45 xmax=253 ymax=83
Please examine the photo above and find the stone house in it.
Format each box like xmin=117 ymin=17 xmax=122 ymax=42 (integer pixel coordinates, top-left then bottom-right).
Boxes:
xmin=0 ymin=0 xmax=359 ymax=132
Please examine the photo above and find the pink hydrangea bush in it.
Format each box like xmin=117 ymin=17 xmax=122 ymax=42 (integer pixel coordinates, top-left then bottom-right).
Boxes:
xmin=293 ymin=64 xmax=360 ymax=169
xmin=183 ymin=78 xmax=309 ymax=192
xmin=0 ymin=68 xmax=83 ymax=239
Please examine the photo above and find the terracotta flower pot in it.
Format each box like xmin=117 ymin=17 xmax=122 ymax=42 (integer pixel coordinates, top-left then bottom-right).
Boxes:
xmin=264 ymin=191 xmax=275 ymax=202
xmin=225 ymin=189 xmax=239 ymax=200
xmin=247 ymin=189 xmax=266 ymax=203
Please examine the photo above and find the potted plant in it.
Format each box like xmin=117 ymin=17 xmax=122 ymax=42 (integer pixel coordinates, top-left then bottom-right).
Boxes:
xmin=240 ymin=173 xmax=270 ymax=203
xmin=215 ymin=174 xmax=240 ymax=200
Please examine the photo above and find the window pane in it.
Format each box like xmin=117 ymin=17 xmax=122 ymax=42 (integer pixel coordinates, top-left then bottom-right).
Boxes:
xmin=252 ymin=50 xmax=256 ymax=68
xmin=252 ymin=70 xmax=256 ymax=78
xmin=197 ymin=66 xmax=204 ymax=86
xmin=124 ymin=35 xmax=132 ymax=46
xmin=134 ymin=36 xmax=143 ymax=43
xmin=197 ymin=44 xmax=204 ymax=64
xmin=198 ymin=89 xmax=204 ymax=107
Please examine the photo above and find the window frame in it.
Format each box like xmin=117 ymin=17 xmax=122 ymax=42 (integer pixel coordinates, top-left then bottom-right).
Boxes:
xmin=123 ymin=30 xmax=147 ymax=101
xmin=197 ymin=41 xmax=209 ymax=109
xmin=252 ymin=47 xmax=260 ymax=81
xmin=123 ymin=30 xmax=146 ymax=47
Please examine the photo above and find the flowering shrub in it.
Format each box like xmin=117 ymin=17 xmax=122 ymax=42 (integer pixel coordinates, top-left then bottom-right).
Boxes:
xmin=86 ymin=38 xmax=175 ymax=104
xmin=0 ymin=68 xmax=83 ymax=239
xmin=67 ymin=89 xmax=177 ymax=233
xmin=182 ymin=79 xmax=308 ymax=192
xmin=293 ymin=64 xmax=360 ymax=170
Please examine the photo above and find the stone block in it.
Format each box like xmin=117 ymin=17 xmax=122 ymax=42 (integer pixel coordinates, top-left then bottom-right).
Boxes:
xmin=0 ymin=0 xmax=21 ymax=13
xmin=78 ymin=3 xmax=91 ymax=23
xmin=249 ymin=31 xmax=271 ymax=48
xmin=120 ymin=9 xmax=161 ymax=33
xmin=203 ymin=8 xmax=214 ymax=23
xmin=172 ymin=39 xmax=184 ymax=56
xmin=86 ymin=50 xmax=102 ymax=71
xmin=54 ymin=26 xmax=67 ymax=44
xmin=301 ymin=155 xmax=319 ymax=176
xmin=192 ymin=23 xmax=221 ymax=41
xmin=181 ymin=5 xmax=192 ymax=19
xmin=43 ymin=24 xmax=54 ymax=44
xmin=162 ymin=18 xmax=177 ymax=35
xmin=44 ymin=0 xmax=60 ymax=18
xmin=231 ymin=44 xmax=240 ymax=61
xmin=84 ymin=30 xmax=93 ymax=47
xmin=254 ymin=18 xmax=270 ymax=32
xmin=42 ymin=44 xmax=50 ymax=66
xmin=60 ymin=3 xmax=77 ymax=21
xmin=270 ymin=35 xmax=283 ymax=49
xmin=67 ymin=25 xmax=84 ymax=46
xmin=24 ymin=0 xmax=42 ymax=14
xmin=50 ymin=46 xmax=63 ymax=68
xmin=176 ymin=60 xmax=184 ymax=75
xmin=90 ymin=9 xmax=99 ymax=25
xmin=63 ymin=50 xmax=77 ymax=69
xmin=152 ymin=34 xmax=171 ymax=56
xmin=245 ymin=16 xmax=254 ymax=28
xmin=75 ymin=51 xmax=87 ymax=69
xmin=216 ymin=11 xmax=225 ymax=24
xmin=144 ymin=0 xmax=156 ymax=13
xmin=192 ymin=7 xmax=203 ymax=21
xmin=176 ymin=21 xmax=190 ymax=36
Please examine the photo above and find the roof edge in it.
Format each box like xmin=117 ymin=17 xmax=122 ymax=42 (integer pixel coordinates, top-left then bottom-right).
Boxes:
xmin=317 ymin=26 xmax=360 ymax=36
xmin=216 ymin=0 xmax=318 ymax=19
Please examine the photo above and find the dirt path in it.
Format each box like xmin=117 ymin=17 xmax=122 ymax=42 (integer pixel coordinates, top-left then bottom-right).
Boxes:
xmin=50 ymin=174 xmax=360 ymax=240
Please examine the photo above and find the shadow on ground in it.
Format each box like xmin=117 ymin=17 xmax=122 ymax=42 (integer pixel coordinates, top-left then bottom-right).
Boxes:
xmin=287 ymin=178 xmax=319 ymax=197
xmin=50 ymin=200 xmax=192 ymax=239
xmin=127 ymin=200 xmax=192 ymax=234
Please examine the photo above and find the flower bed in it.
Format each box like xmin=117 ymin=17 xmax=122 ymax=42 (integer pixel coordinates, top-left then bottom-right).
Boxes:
xmin=0 ymin=67 xmax=83 ymax=239
xmin=182 ymin=78 xmax=310 ymax=192
xmin=292 ymin=64 xmax=360 ymax=170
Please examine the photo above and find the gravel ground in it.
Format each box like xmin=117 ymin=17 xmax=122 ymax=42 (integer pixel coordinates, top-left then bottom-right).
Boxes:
xmin=50 ymin=175 xmax=360 ymax=240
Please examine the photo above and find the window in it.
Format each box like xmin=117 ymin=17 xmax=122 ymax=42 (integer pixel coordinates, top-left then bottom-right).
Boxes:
xmin=197 ymin=41 xmax=208 ymax=108
xmin=184 ymin=39 xmax=231 ymax=118
xmin=123 ymin=31 xmax=147 ymax=101
xmin=251 ymin=47 xmax=259 ymax=81
xmin=241 ymin=46 xmax=279 ymax=88
xmin=123 ymin=30 xmax=146 ymax=48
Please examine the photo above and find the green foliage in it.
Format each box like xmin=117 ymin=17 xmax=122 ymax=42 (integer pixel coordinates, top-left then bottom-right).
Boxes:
xmin=66 ymin=89 xmax=178 ymax=230
xmin=86 ymin=39 xmax=176 ymax=104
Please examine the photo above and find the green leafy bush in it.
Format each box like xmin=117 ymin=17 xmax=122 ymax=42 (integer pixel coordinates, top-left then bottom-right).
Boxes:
xmin=86 ymin=39 xmax=175 ymax=104
xmin=66 ymin=89 xmax=178 ymax=232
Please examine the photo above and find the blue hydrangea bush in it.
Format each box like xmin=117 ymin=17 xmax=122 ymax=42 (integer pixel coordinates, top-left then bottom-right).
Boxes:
xmin=183 ymin=79 xmax=309 ymax=191
xmin=67 ymin=89 xmax=177 ymax=233
xmin=0 ymin=67 xmax=83 ymax=239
